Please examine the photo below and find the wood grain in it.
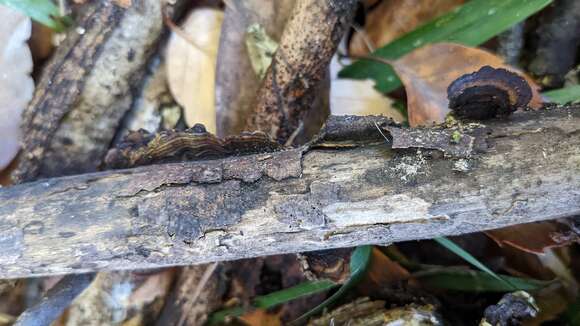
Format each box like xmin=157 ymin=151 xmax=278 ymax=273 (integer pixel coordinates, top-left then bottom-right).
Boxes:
xmin=1 ymin=107 xmax=579 ymax=279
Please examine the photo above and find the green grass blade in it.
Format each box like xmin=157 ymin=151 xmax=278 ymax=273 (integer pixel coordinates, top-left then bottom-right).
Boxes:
xmin=414 ymin=267 xmax=552 ymax=292
xmin=206 ymin=279 xmax=338 ymax=325
xmin=290 ymin=245 xmax=373 ymax=325
xmin=434 ymin=237 xmax=517 ymax=291
xmin=542 ymin=85 xmax=580 ymax=104
xmin=339 ymin=0 xmax=552 ymax=94
xmin=1 ymin=0 xmax=69 ymax=31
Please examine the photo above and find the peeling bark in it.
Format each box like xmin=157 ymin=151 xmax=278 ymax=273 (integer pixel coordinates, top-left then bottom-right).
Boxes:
xmin=1 ymin=107 xmax=579 ymax=279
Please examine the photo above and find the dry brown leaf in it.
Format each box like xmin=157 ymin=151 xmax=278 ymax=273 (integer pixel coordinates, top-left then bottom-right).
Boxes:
xmin=357 ymin=247 xmax=410 ymax=295
xmin=29 ymin=22 xmax=54 ymax=63
xmin=166 ymin=8 xmax=224 ymax=133
xmin=525 ymin=284 xmax=572 ymax=326
xmin=486 ymin=221 xmax=580 ymax=255
xmin=390 ymin=42 xmax=543 ymax=126
xmin=113 ymin=0 xmax=132 ymax=8
xmin=330 ymin=58 xmax=405 ymax=121
xmin=350 ymin=0 xmax=464 ymax=56
xmin=239 ymin=309 xmax=282 ymax=326
xmin=0 ymin=5 xmax=34 ymax=171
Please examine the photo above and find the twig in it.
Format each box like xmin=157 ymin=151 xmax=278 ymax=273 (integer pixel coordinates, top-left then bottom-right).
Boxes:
xmin=14 ymin=273 xmax=95 ymax=326
xmin=177 ymin=262 xmax=219 ymax=326
xmin=249 ymin=0 xmax=358 ymax=142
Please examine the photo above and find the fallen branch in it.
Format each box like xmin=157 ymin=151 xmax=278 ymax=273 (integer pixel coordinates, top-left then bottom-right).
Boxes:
xmin=248 ymin=0 xmax=357 ymax=142
xmin=1 ymin=107 xmax=579 ymax=279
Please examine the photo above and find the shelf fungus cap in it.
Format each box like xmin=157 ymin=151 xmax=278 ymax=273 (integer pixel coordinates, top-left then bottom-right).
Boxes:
xmin=447 ymin=66 xmax=532 ymax=120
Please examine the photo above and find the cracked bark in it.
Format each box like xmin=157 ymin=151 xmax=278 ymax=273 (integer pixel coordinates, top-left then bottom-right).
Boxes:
xmin=0 ymin=107 xmax=579 ymax=279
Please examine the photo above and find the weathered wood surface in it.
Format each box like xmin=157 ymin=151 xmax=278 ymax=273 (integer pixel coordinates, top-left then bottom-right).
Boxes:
xmin=1 ymin=107 xmax=579 ymax=279
xmin=13 ymin=0 xmax=187 ymax=182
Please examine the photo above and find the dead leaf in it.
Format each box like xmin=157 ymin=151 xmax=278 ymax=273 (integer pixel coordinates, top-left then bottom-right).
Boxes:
xmin=0 ymin=5 xmax=34 ymax=171
xmin=390 ymin=42 xmax=543 ymax=126
xmin=350 ymin=0 xmax=464 ymax=56
xmin=263 ymin=255 xmax=326 ymax=322
xmin=524 ymin=283 xmax=573 ymax=325
xmin=485 ymin=221 xmax=580 ymax=255
xmin=128 ymin=269 xmax=175 ymax=307
xmin=329 ymin=57 xmax=405 ymax=121
xmin=357 ymin=247 xmax=411 ymax=295
xmin=29 ymin=22 xmax=54 ymax=63
xmin=166 ymin=8 xmax=224 ymax=133
xmin=113 ymin=0 xmax=132 ymax=8
xmin=239 ymin=309 xmax=282 ymax=326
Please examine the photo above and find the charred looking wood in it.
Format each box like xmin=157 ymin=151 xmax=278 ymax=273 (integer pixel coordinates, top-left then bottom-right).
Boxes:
xmin=0 ymin=107 xmax=579 ymax=279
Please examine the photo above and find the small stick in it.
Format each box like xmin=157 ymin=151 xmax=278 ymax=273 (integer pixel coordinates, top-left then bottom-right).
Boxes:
xmin=14 ymin=273 xmax=95 ymax=326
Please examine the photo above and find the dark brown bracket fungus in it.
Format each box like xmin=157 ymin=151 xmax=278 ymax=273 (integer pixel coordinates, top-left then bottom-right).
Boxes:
xmin=447 ymin=66 xmax=533 ymax=120
xmin=104 ymin=124 xmax=283 ymax=169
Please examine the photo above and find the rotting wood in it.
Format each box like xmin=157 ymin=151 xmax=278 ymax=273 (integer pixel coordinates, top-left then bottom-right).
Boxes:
xmin=1 ymin=107 xmax=579 ymax=279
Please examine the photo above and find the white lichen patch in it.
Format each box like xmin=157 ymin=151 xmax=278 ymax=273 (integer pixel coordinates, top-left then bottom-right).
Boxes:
xmin=453 ymin=159 xmax=471 ymax=172
xmin=390 ymin=150 xmax=428 ymax=182
xmin=322 ymin=194 xmax=434 ymax=227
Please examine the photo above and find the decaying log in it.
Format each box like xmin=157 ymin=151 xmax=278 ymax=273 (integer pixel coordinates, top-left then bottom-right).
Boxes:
xmin=1 ymin=107 xmax=579 ymax=279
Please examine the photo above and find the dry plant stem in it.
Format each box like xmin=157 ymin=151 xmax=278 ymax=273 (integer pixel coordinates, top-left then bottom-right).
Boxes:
xmin=248 ymin=0 xmax=357 ymax=143
xmin=13 ymin=273 xmax=95 ymax=326
xmin=0 ymin=107 xmax=579 ymax=278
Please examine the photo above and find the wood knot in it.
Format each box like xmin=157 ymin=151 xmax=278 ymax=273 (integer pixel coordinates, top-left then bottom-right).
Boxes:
xmin=447 ymin=66 xmax=532 ymax=120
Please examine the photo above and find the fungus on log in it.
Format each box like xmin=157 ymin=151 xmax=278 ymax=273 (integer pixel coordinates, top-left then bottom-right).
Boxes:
xmin=0 ymin=107 xmax=579 ymax=279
